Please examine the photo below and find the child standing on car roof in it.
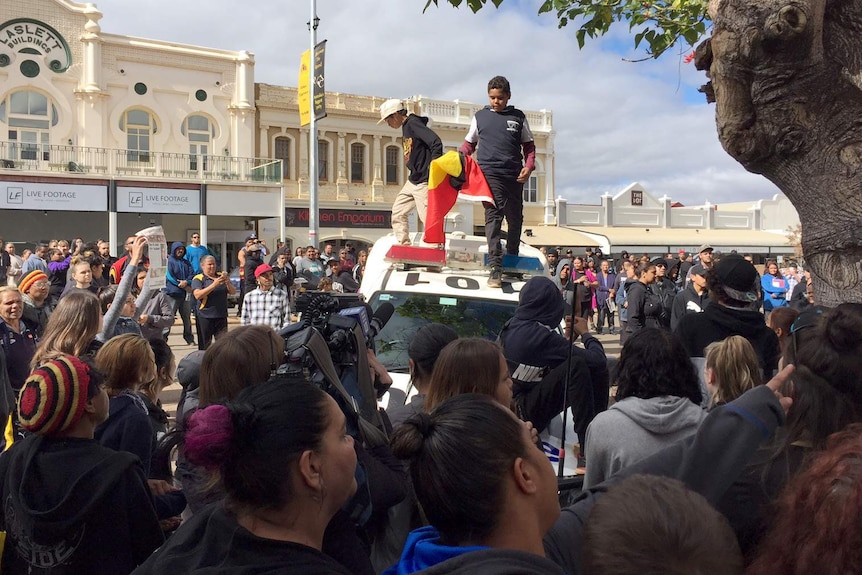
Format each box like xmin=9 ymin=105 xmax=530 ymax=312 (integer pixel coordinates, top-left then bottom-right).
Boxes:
xmin=460 ymin=75 xmax=536 ymax=288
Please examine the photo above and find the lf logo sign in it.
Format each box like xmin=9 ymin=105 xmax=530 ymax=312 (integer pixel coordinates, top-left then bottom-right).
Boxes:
xmin=129 ymin=191 xmax=143 ymax=208
xmin=7 ymin=187 xmax=23 ymax=204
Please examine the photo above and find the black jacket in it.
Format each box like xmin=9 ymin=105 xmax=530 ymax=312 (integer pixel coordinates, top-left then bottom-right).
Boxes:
xmin=0 ymin=435 xmax=162 ymax=574
xmin=674 ymin=303 xmax=780 ymax=376
xmin=402 ymin=114 xmax=443 ymax=185
xmin=625 ymin=281 xmax=661 ymax=334
xmin=670 ymin=284 xmax=710 ymax=331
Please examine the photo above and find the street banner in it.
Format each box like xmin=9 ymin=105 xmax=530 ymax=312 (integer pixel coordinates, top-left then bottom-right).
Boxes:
xmin=298 ymin=49 xmax=311 ymax=126
xmin=313 ymin=40 xmax=327 ymax=121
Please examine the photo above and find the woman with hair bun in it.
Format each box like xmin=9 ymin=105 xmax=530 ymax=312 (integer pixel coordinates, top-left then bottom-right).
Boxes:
xmin=385 ymin=394 xmax=563 ymax=575
xmin=133 ymin=379 xmax=357 ymax=575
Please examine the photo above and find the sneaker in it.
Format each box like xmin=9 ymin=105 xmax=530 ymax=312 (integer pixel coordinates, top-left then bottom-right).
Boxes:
xmin=487 ymin=268 xmax=502 ymax=288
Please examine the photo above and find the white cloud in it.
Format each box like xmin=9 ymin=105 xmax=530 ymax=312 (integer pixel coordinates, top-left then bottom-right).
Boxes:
xmin=93 ymin=0 xmax=780 ymax=206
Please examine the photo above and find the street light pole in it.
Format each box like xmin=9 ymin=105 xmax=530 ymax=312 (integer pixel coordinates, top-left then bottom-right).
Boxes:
xmin=308 ymin=0 xmax=319 ymax=248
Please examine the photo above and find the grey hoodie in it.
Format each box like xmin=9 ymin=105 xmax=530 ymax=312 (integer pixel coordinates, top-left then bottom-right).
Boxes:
xmin=583 ymin=395 xmax=705 ymax=488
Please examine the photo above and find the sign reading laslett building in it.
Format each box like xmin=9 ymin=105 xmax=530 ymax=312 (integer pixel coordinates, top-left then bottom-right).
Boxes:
xmin=0 ymin=18 xmax=72 ymax=75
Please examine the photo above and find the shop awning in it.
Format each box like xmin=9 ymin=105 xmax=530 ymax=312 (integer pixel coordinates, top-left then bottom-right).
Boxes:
xmin=513 ymin=225 xmax=601 ymax=248
xmin=570 ymin=226 xmax=794 ymax=254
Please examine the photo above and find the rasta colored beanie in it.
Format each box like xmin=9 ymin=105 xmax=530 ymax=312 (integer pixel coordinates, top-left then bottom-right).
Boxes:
xmin=18 ymin=355 xmax=92 ymax=436
xmin=18 ymin=270 xmax=48 ymax=294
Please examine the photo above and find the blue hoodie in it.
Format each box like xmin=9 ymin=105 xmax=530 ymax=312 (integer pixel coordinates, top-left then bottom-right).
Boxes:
xmin=382 ymin=526 xmax=487 ymax=575
xmin=165 ymin=241 xmax=194 ymax=297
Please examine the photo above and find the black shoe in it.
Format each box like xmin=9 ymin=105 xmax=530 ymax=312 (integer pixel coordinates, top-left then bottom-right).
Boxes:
xmin=184 ymin=337 xmax=196 ymax=345
xmin=487 ymin=268 xmax=502 ymax=288
xmin=596 ymin=330 xmax=603 ymax=335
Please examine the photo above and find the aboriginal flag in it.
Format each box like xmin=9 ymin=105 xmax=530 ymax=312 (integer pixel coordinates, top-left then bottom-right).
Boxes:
xmin=425 ymin=151 xmax=494 ymax=244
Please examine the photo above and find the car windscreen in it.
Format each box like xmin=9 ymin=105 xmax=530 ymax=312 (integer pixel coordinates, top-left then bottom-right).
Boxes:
xmin=367 ymin=291 xmax=518 ymax=373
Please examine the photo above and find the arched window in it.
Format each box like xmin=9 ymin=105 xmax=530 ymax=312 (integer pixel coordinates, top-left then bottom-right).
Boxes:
xmin=350 ymin=142 xmax=365 ymax=183
xmin=120 ymin=109 xmax=157 ymax=163
xmin=0 ymin=90 xmax=58 ymax=162
xmin=317 ymin=140 xmax=329 ymax=182
xmin=274 ymin=136 xmax=290 ymax=179
xmin=385 ymin=145 xmax=400 ymax=185
xmin=523 ymin=175 xmax=538 ymax=203
xmin=182 ymin=114 xmax=215 ymax=171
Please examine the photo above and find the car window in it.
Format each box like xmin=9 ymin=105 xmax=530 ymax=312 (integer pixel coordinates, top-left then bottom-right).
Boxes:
xmin=368 ymin=291 xmax=518 ymax=372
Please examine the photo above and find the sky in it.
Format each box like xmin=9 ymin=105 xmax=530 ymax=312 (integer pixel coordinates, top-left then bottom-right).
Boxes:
xmin=93 ymin=0 xmax=782 ymax=206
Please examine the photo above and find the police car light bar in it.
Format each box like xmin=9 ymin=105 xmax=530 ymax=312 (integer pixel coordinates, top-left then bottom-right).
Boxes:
xmin=385 ymin=245 xmax=447 ymax=267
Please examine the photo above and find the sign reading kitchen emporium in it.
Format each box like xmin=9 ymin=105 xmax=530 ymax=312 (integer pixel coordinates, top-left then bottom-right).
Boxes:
xmin=0 ymin=19 xmax=72 ymax=73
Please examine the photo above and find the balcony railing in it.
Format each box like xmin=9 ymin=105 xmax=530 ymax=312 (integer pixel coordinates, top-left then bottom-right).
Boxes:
xmin=0 ymin=141 xmax=283 ymax=184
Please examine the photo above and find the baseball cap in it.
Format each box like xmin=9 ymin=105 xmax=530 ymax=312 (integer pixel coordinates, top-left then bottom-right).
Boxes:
xmin=698 ymin=244 xmax=714 ymax=254
xmin=245 ymin=233 xmax=257 ymax=242
xmin=254 ymin=263 xmax=273 ymax=278
xmin=690 ymin=264 xmax=707 ymax=276
xmin=713 ymin=254 xmax=759 ymax=303
xmin=378 ymin=99 xmax=404 ymax=124
xmin=650 ymin=257 xmax=668 ymax=267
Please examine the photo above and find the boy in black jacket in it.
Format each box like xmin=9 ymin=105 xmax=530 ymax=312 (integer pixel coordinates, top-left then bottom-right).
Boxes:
xmin=380 ymin=98 xmax=443 ymax=246
xmin=0 ymin=356 xmax=162 ymax=574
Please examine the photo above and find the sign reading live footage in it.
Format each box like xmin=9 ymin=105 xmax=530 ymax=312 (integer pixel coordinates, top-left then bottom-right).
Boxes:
xmin=118 ymin=187 xmax=201 ymax=215
xmin=0 ymin=19 xmax=72 ymax=73
xmin=2 ymin=181 xmax=107 ymax=211
xmin=285 ymin=207 xmax=391 ymax=229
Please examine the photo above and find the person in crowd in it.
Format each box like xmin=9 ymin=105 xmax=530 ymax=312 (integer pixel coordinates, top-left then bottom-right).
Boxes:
xmin=97 ymin=236 xmax=150 ymax=342
xmin=460 ymin=76 xmax=535 ymax=288
xmin=296 ymin=245 xmax=325 ymax=283
xmin=97 ymin=239 xmax=116 ymax=270
xmin=379 ymin=98 xmax=443 ymax=247
xmin=568 ymin=257 xmax=597 ymax=322
xmin=291 ymin=246 xmax=305 ymax=270
xmin=20 ymin=243 xmax=48 ymax=276
xmin=650 ymin=257 xmax=676 ymax=329
xmin=241 ymin=263 xmax=291 ymax=330
xmin=582 ymin=474 xmax=743 ymax=575
xmin=320 ymin=243 xmax=336 ymax=265
xmin=424 ymin=339 xmax=514 ymax=412
xmin=387 ymin=324 xmax=459 ymax=429
xmin=386 ymin=394 xmax=563 ymax=575
xmin=4 ymin=243 xmax=23 ymax=287
xmin=317 ymin=277 xmax=334 ymax=292
xmin=183 ymin=231 xmax=211 ymax=275
xmin=0 ymin=286 xmax=40 ymax=448
xmin=703 ymin=335 xmax=762 ymax=408
xmin=500 ymin=276 xmax=608 ymax=456
xmin=748 ymin=423 xmax=862 ymax=575
xmin=240 ymin=240 xmax=265 ymax=316
xmin=110 ymin=236 xmax=141 ymax=284
xmin=353 ymin=249 xmax=368 ymax=285
xmin=675 ymin=254 xmax=780 ymax=378
xmin=164 ymin=241 xmax=196 ymax=345
xmin=327 ymin=259 xmax=360 ymax=293
xmin=46 ymin=247 xmax=71 ymax=304
xmin=141 ymin=338 xmax=174 ymax=443
xmin=192 ymin=254 xmax=235 ymax=350
xmin=0 ymin=239 xmax=8 ymax=285
xmin=717 ymin=304 xmax=862 ymax=560
xmin=59 ymin=254 xmax=97 ymax=299
xmin=133 ymin=379 xmax=357 ymax=575
xmin=89 ymin=250 xmax=110 ymax=290
xmin=546 ymin=248 xmax=559 ymax=277
xmin=133 ymin=266 xmax=174 ymax=341
xmin=18 ymin=270 xmax=51 ymax=336
xmin=583 ymin=328 xmax=705 ymax=489
xmin=675 ymin=249 xmax=692 ymax=287
xmin=625 ymin=261 xmax=662 ymax=336
xmin=0 ymin=355 xmax=163 ymax=573
xmin=782 ymin=263 xmax=801 ymax=301
xmin=765 ymin=306 xmax=799 ymax=358
xmin=670 ymin=263 xmax=709 ymax=330
xmin=594 ymin=259 xmax=617 ymax=335
xmin=585 ymin=257 xmax=599 ymax=331
xmin=613 ymin=260 xmax=635 ymax=344
xmin=271 ymin=250 xmax=296 ymax=299
xmin=789 ymin=267 xmax=813 ymax=309
xmin=338 ymin=248 xmax=355 ymax=273
xmin=761 ymin=260 xmax=789 ymax=319
xmin=30 ymin=291 xmax=102 ymax=369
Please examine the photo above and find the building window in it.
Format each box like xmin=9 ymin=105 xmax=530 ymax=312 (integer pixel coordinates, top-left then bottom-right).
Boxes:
xmin=385 ymin=145 xmax=399 ymax=185
xmin=523 ymin=175 xmax=538 ymax=203
xmin=1 ymin=90 xmax=57 ymax=162
xmin=350 ymin=142 xmax=364 ymax=183
xmin=120 ymin=109 xmax=157 ymax=163
xmin=274 ymin=137 xmax=290 ymax=179
xmin=317 ymin=140 xmax=329 ymax=182
xmin=182 ymin=114 xmax=214 ymax=170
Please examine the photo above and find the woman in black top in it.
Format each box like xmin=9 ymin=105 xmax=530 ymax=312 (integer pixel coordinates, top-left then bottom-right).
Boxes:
xmin=625 ymin=262 xmax=661 ymax=335
xmin=192 ymin=255 xmax=235 ymax=350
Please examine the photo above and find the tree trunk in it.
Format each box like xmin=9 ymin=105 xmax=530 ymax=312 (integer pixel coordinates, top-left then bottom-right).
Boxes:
xmin=697 ymin=0 xmax=862 ymax=306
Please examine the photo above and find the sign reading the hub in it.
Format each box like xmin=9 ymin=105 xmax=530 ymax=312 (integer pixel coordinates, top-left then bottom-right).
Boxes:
xmin=0 ymin=19 xmax=72 ymax=73
xmin=1 ymin=181 xmax=107 ymax=211
xmin=118 ymin=187 xmax=201 ymax=214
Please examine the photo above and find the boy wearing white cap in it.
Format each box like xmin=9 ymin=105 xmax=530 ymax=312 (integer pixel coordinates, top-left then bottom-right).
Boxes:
xmin=379 ymin=98 xmax=443 ymax=245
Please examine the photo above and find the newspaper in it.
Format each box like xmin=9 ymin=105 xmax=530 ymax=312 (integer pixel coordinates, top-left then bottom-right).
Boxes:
xmin=136 ymin=225 xmax=168 ymax=295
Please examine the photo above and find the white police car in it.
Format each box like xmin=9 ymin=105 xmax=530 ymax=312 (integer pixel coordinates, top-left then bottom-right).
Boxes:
xmin=361 ymin=232 xmax=580 ymax=476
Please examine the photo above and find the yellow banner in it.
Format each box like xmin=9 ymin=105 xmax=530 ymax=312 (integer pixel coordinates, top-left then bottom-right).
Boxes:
xmin=298 ymin=49 xmax=311 ymax=127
